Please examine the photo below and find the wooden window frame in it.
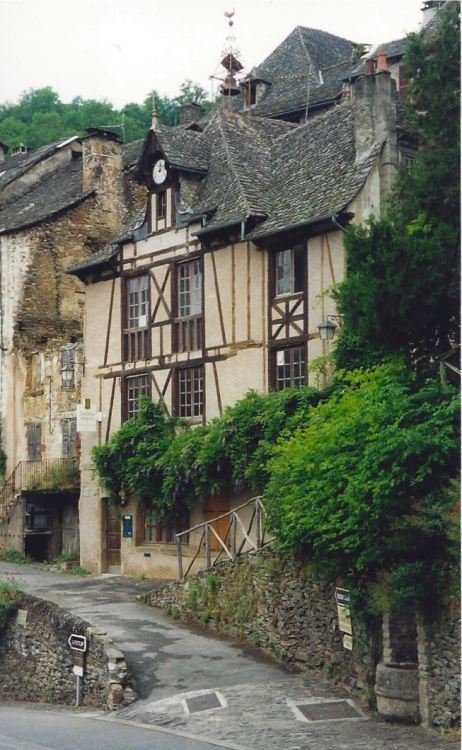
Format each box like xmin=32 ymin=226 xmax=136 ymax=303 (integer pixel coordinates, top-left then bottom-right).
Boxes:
xmin=273 ymin=246 xmax=304 ymax=298
xmin=123 ymin=373 xmax=151 ymax=421
xmin=271 ymin=345 xmax=307 ymax=391
xmin=123 ymin=274 xmax=151 ymax=362
xmin=156 ymin=190 xmax=166 ymax=220
xmin=62 ymin=417 xmax=77 ymax=459
xmin=175 ymin=365 xmax=204 ymax=420
xmin=27 ymin=422 xmax=42 ymax=462
xmin=126 ymin=275 xmax=150 ymax=330
xmin=172 ymin=258 xmax=204 ymax=353
xmin=139 ymin=505 xmax=190 ymax=545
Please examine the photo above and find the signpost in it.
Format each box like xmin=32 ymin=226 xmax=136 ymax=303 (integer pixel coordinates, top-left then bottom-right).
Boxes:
xmin=335 ymin=587 xmax=353 ymax=649
xmin=68 ymin=634 xmax=87 ymax=705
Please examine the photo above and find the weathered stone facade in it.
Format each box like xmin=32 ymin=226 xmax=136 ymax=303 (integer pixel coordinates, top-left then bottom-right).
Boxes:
xmin=0 ymin=132 xmax=145 ymax=561
xmin=0 ymin=593 xmax=133 ymax=709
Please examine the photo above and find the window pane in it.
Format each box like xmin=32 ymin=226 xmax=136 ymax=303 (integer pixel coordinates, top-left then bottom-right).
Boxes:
xmin=275 ymin=347 xmax=306 ymax=390
xmin=178 ymin=367 xmax=204 ymax=418
xmin=127 ymin=276 xmax=149 ymax=329
xmin=276 ymin=249 xmax=293 ymax=296
xmin=178 ymin=261 xmax=202 ymax=318
xmin=127 ymin=375 xmax=150 ymax=419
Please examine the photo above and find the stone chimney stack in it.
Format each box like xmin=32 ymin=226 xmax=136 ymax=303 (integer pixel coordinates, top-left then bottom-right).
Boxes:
xmin=353 ymin=69 xmax=399 ymax=205
xmin=179 ymin=102 xmax=204 ymax=126
xmin=82 ymin=128 xmax=124 ymax=234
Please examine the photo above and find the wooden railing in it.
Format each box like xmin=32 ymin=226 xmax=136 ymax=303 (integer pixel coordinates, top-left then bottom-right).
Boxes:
xmin=175 ymin=496 xmax=270 ymax=581
xmin=0 ymin=458 xmax=79 ymax=522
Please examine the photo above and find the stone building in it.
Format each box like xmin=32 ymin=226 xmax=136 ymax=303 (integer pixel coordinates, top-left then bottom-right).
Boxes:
xmin=69 ymin=26 xmax=415 ymax=578
xmin=0 ymin=130 xmax=144 ymax=560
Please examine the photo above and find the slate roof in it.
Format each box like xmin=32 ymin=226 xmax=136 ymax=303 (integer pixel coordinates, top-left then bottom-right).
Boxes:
xmin=0 ymin=137 xmax=79 ymax=190
xmin=0 ymin=157 xmax=94 ymax=236
xmin=233 ymin=26 xmax=358 ymax=118
xmin=0 ymin=137 xmax=144 ymax=236
xmin=155 ymin=126 xmax=209 ymax=173
xmin=370 ymin=37 xmax=407 ymax=59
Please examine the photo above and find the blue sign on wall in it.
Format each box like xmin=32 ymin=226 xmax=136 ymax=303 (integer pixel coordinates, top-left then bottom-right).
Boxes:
xmin=122 ymin=515 xmax=133 ymax=538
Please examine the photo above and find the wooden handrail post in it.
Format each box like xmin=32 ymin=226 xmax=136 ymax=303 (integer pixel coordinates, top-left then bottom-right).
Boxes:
xmin=205 ymin=524 xmax=211 ymax=569
xmin=176 ymin=535 xmax=184 ymax=581
xmin=232 ymin=512 xmax=237 ymax=561
xmin=256 ymin=502 xmax=261 ymax=548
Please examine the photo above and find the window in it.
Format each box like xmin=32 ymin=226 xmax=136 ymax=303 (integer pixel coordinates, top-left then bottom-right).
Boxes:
xmin=27 ymin=422 xmax=42 ymax=461
xmin=157 ymin=190 xmax=166 ymax=219
xmin=127 ymin=276 xmax=149 ymax=329
xmin=274 ymin=346 xmax=306 ymax=390
xmin=142 ymin=508 xmax=190 ymax=544
xmin=126 ymin=374 xmax=150 ymax=420
xmin=61 ymin=345 xmax=76 ymax=389
xmin=275 ymin=247 xmax=304 ymax=296
xmin=402 ymin=150 xmax=416 ymax=173
xmin=178 ymin=260 xmax=202 ymax=318
xmin=62 ymin=418 xmax=77 ymax=459
xmin=177 ymin=366 xmax=204 ymax=419
xmin=244 ymin=81 xmax=257 ymax=107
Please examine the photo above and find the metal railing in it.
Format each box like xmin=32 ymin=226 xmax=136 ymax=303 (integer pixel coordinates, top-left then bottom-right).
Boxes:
xmin=0 ymin=458 xmax=79 ymax=522
xmin=175 ymin=496 xmax=270 ymax=581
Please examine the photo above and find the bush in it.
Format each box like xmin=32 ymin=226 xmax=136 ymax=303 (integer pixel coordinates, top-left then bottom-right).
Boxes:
xmin=0 ymin=582 xmax=21 ymax=630
xmin=265 ymin=362 xmax=460 ymax=613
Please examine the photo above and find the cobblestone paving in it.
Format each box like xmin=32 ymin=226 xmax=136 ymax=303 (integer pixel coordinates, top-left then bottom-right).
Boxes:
xmin=117 ymin=676 xmax=459 ymax=750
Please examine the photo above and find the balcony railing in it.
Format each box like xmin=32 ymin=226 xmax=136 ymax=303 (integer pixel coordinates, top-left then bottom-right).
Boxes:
xmin=124 ymin=328 xmax=151 ymax=361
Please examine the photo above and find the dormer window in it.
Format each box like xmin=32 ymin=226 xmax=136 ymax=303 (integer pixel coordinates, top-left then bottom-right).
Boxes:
xmin=244 ymin=80 xmax=257 ymax=108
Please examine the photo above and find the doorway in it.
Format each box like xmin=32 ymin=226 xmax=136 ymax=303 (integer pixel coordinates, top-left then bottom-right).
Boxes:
xmin=105 ymin=500 xmax=121 ymax=572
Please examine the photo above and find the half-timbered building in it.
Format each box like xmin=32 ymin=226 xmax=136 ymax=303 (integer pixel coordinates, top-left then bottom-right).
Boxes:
xmin=69 ymin=23 xmax=413 ymax=577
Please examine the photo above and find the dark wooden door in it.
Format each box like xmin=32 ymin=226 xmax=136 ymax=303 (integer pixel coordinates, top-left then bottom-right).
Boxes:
xmin=105 ymin=501 xmax=121 ymax=569
xmin=204 ymin=496 xmax=230 ymax=552
xmin=27 ymin=422 xmax=42 ymax=461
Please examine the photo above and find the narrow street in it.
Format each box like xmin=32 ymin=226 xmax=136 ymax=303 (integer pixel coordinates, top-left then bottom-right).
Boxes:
xmin=0 ymin=563 xmax=458 ymax=750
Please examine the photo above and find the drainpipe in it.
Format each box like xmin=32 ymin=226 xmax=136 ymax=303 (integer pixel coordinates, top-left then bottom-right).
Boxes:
xmin=240 ymin=220 xmax=246 ymax=241
xmin=331 ymin=215 xmax=347 ymax=233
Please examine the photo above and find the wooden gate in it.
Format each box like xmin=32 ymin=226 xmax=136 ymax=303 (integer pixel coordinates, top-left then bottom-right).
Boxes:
xmin=105 ymin=501 xmax=121 ymax=571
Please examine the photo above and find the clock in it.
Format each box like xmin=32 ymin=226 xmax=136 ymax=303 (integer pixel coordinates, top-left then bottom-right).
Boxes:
xmin=152 ymin=158 xmax=167 ymax=185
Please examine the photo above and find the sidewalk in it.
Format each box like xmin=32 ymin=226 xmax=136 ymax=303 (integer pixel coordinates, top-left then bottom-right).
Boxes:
xmin=0 ymin=562 xmax=458 ymax=750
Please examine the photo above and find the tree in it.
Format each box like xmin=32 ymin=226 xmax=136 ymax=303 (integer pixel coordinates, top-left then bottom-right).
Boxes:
xmin=334 ymin=4 xmax=460 ymax=376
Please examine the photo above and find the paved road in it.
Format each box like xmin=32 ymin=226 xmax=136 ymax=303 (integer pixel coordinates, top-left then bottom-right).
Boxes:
xmin=0 ymin=703 xmax=236 ymax=749
xmin=0 ymin=562 xmax=458 ymax=750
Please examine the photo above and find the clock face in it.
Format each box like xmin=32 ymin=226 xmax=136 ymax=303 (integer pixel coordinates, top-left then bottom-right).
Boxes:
xmin=152 ymin=158 xmax=167 ymax=185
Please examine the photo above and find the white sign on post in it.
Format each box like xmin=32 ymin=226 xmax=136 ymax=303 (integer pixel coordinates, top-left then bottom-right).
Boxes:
xmin=68 ymin=634 xmax=87 ymax=652
xmin=76 ymin=405 xmax=97 ymax=433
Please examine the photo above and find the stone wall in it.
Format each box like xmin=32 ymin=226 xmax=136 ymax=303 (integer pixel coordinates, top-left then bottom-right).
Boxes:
xmin=417 ymin=600 xmax=461 ymax=728
xmin=148 ymin=548 xmax=460 ymax=727
xmin=148 ymin=548 xmax=380 ymax=703
xmin=0 ymin=594 xmax=134 ymax=709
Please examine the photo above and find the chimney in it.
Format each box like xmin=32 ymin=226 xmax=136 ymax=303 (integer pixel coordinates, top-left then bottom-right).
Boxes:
xmin=376 ymin=52 xmax=388 ymax=71
xmin=421 ymin=0 xmax=442 ymax=26
xmin=353 ymin=69 xmax=399 ymax=206
xmin=179 ymin=102 xmax=204 ymax=126
xmin=365 ymin=59 xmax=375 ymax=75
xmin=82 ymin=127 xmax=123 ymax=233
xmin=0 ymin=142 xmax=8 ymax=162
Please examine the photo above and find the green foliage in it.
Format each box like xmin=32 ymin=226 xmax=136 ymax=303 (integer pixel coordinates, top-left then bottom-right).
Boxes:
xmin=0 ymin=582 xmax=21 ymax=630
xmin=264 ymin=362 xmax=460 ymax=612
xmin=93 ymin=387 xmax=326 ymax=521
xmin=0 ymin=446 xmax=6 ymax=479
xmin=0 ymin=80 xmax=214 ymax=150
xmin=92 ymin=397 xmax=178 ymax=516
xmin=0 ymin=547 xmax=32 ymax=564
xmin=334 ymin=4 xmax=460 ymax=375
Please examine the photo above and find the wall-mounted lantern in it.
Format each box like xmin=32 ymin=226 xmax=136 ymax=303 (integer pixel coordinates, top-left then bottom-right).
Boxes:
xmin=317 ymin=315 xmax=343 ymax=341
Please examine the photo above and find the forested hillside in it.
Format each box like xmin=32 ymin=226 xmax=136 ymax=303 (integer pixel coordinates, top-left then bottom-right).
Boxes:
xmin=0 ymin=81 xmax=214 ymax=151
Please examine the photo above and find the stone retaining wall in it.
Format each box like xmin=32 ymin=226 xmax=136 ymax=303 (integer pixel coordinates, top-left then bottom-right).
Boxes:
xmin=148 ymin=548 xmax=380 ymax=703
xmin=0 ymin=594 xmax=134 ymax=709
xmin=148 ymin=548 xmax=460 ymax=727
